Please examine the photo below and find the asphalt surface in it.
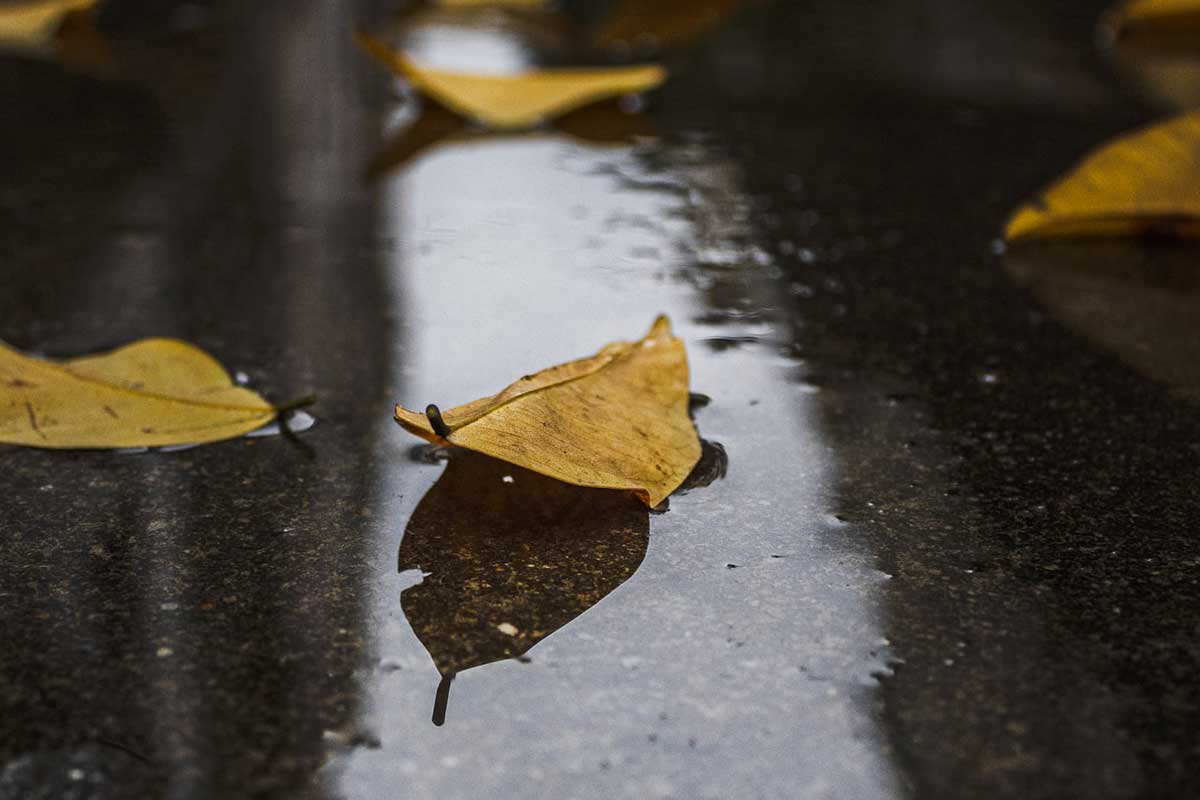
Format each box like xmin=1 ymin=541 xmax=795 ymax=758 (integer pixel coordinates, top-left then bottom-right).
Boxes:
xmin=1 ymin=1 xmax=1198 ymax=798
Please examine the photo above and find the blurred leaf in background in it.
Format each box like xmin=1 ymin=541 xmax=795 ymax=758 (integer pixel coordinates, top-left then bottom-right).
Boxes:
xmin=357 ymin=29 xmax=664 ymax=130
xmin=1005 ymin=112 xmax=1200 ymax=241
xmin=0 ymin=0 xmax=111 ymax=72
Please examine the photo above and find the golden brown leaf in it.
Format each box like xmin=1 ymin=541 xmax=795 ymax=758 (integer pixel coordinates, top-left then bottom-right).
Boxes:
xmin=394 ymin=316 xmax=701 ymax=507
xmin=1005 ymin=112 xmax=1200 ymax=242
xmin=356 ymin=31 xmax=665 ymax=130
xmin=0 ymin=338 xmax=277 ymax=449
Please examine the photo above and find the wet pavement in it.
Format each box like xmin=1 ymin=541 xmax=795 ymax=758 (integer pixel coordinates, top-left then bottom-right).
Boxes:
xmin=2 ymin=1 xmax=1199 ymax=798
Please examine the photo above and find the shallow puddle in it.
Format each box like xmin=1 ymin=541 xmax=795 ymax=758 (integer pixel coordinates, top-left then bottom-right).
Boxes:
xmin=328 ymin=115 xmax=900 ymax=797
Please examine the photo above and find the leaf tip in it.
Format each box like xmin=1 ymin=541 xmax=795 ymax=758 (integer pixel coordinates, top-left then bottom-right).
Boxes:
xmin=354 ymin=29 xmax=414 ymax=78
xmin=1003 ymin=206 xmax=1042 ymax=243
xmin=627 ymin=63 xmax=668 ymax=92
xmin=647 ymin=314 xmax=673 ymax=339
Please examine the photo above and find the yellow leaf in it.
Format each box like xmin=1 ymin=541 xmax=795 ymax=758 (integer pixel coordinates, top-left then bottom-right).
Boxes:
xmin=0 ymin=338 xmax=277 ymax=449
xmin=1004 ymin=112 xmax=1200 ymax=242
xmin=0 ymin=0 xmax=97 ymax=53
xmin=394 ymin=315 xmax=702 ymax=507
xmin=356 ymin=31 xmax=666 ymax=130
xmin=1109 ymin=0 xmax=1200 ymax=38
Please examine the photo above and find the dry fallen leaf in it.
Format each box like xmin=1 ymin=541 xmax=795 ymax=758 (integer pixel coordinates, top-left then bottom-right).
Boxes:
xmin=0 ymin=0 xmax=97 ymax=54
xmin=356 ymin=31 xmax=665 ymax=130
xmin=1108 ymin=0 xmax=1200 ymax=39
xmin=395 ymin=315 xmax=702 ymax=507
xmin=1005 ymin=112 xmax=1200 ymax=242
xmin=0 ymin=338 xmax=278 ymax=449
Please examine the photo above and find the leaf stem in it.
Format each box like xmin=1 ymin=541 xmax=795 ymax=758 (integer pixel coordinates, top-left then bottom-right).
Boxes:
xmin=274 ymin=393 xmax=317 ymax=459
xmin=275 ymin=393 xmax=317 ymax=415
xmin=432 ymin=671 xmax=455 ymax=726
xmin=425 ymin=404 xmax=452 ymax=438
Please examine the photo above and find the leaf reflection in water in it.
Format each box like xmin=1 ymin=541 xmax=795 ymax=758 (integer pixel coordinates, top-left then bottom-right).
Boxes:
xmin=1005 ymin=241 xmax=1200 ymax=399
xmin=366 ymin=96 xmax=657 ymax=180
xmin=399 ymin=450 xmax=650 ymax=725
xmin=400 ymin=438 xmax=728 ymax=724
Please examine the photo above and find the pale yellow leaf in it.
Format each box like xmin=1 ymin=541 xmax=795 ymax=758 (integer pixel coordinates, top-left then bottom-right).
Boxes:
xmin=1005 ymin=112 xmax=1200 ymax=242
xmin=0 ymin=0 xmax=96 ymax=53
xmin=394 ymin=315 xmax=702 ymax=507
xmin=0 ymin=338 xmax=277 ymax=449
xmin=356 ymin=31 xmax=666 ymax=130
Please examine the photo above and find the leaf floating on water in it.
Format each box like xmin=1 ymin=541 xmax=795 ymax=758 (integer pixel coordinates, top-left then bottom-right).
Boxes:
xmin=394 ymin=316 xmax=702 ymax=507
xmin=355 ymin=31 xmax=665 ymax=130
xmin=0 ymin=0 xmax=97 ymax=53
xmin=1005 ymin=112 xmax=1200 ymax=242
xmin=0 ymin=338 xmax=278 ymax=449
